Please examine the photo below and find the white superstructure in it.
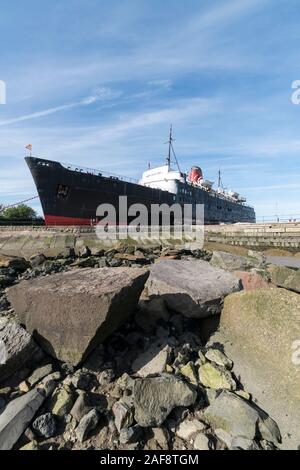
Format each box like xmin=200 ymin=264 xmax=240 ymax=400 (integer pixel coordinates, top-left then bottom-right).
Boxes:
xmin=139 ymin=165 xmax=184 ymax=194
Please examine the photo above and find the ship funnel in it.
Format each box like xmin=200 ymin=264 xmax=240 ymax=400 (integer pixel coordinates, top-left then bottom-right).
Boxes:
xmin=188 ymin=166 xmax=203 ymax=183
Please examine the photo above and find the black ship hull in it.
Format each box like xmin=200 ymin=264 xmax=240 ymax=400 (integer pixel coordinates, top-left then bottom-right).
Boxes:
xmin=25 ymin=157 xmax=256 ymax=226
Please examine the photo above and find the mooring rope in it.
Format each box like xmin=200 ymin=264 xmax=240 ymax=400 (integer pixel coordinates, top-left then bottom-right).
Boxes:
xmin=0 ymin=195 xmax=39 ymax=213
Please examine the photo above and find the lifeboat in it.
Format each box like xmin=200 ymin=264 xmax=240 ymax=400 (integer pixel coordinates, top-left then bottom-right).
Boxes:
xmin=199 ymin=179 xmax=214 ymax=190
xmin=228 ymin=190 xmax=239 ymax=199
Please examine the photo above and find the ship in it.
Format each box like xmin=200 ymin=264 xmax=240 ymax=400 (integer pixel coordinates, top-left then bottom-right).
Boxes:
xmin=25 ymin=128 xmax=256 ymax=226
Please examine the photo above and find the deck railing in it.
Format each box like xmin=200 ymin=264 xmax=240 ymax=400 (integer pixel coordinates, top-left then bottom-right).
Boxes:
xmin=61 ymin=162 xmax=139 ymax=184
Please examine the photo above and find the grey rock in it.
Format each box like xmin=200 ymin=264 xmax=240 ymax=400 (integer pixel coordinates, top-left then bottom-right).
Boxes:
xmin=98 ymin=257 xmax=107 ymax=268
xmin=146 ymin=260 xmax=241 ymax=318
xmin=204 ymin=390 xmax=281 ymax=444
xmin=32 ymin=412 xmax=56 ymax=438
xmin=70 ymin=392 xmax=91 ymax=422
xmin=0 ymin=318 xmax=40 ymax=384
xmin=0 ymin=384 xmax=53 ymax=450
xmin=71 ymin=371 xmax=93 ymax=391
xmin=260 ymin=440 xmax=278 ymax=450
xmin=258 ymin=414 xmax=282 ymax=444
xmin=152 ymin=427 xmax=169 ymax=448
xmin=210 ymin=287 xmax=297 ymax=449
xmin=193 ymin=433 xmax=211 ymax=450
xmin=119 ymin=424 xmax=142 ymax=445
xmin=30 ymin=254 xmax=46 ymax=268
xmin=230 ymin=436 xmax=261 ymax=450
xmin=116 ymin=373 xmax=135 ymax=393
xmin=210 ymin=251 xmax=259 ymax=271
xmin=76 ymin=409 xmax=99 ymax=443
xmin=28 ymin=364 xmax=54 ymax=387
xmin=199 ymin=362 xmax=236 ymax=390
xmin=41 ymin=371 xmax=61 ymax=388
xmin=0 ymin=295 xmax=9 ymax=311
xmin=132 ymin=342 xmax=171 ymax=377
xmin=214 ymin=428 xmax=233 ymax=448
xmin=248 ymin=250 xmax=266 ymax=264
xmin=50 ymin=385 xmax=74 ymax=417
xmin=71 ymin=257 xmax=97 ymax=268
xmin=176 ymin=419 xmax=206 ymax=440
xmin=215 ymin=429 xmax=261 ymax=450
xmin=205 ymin=389 xmax=218 ymax=404
xmin=109 ymin=258 xmax=123 ymax=267
xmin=113 ymin=399 xmax=134 ymax=432
xmin=98 ymin=368 xmax=115 ymax=385
xmin=205 ymin=348 xmax=233 ymax=370
xmin=8 ymin=267 xmax=149 ymax=365
xmin=268 ymin=264 xmax=300 ymax=293
xmin=134 ymin=374 xmax=197 ymax=427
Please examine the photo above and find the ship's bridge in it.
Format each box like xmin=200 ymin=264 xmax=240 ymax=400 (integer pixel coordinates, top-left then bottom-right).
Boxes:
xmin=139 ymin=165 xmax=185 ymax=194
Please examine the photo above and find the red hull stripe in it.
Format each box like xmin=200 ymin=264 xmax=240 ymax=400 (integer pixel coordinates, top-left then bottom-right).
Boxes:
xmin=45 ymin=215 xmax=92 ymax=226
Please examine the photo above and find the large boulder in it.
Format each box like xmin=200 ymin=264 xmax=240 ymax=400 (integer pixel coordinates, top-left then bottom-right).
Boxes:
xmin=209 ymin=288 xmax=300 ymax=449
xmin=268 ymin=264 xmax=300 ymax=293
xmin=134 ymin=374 xmax=197 ymax=427
xmin=0 ymin=318 xmax=40 ymax=384
xmin=146 ymin=260 xmax=241 ymax=318
xmin=7 ymin=267 xmax=149 ymax=365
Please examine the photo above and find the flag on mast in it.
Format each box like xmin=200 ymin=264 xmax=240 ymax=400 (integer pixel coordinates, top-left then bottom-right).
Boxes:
xmin=25 ymin=144 xmax=32 ymax=156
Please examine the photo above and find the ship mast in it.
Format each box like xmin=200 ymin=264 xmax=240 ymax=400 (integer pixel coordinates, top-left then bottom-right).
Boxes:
xmin=166 ymin=125 xmax=173 ymax=170
xmin=218 ymin=169 xmax=222 ymax=189
xmin=165 ymin=125 xmax=181 ymax=173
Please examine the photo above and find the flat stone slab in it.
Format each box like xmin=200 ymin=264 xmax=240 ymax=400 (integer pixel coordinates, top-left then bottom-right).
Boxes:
xmin=146 ymin=260 xmax=241 ymax=318
xmin=7 ymin=267 xmax=149 ymax=365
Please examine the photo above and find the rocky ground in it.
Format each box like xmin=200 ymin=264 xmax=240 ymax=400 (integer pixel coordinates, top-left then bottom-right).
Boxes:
xmin=0 ymin=244 xmax=299 ymax=451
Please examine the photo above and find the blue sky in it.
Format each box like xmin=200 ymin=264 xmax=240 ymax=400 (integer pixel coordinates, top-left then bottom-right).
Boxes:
xmin=0 ymin=0 xmax=300 ymax=219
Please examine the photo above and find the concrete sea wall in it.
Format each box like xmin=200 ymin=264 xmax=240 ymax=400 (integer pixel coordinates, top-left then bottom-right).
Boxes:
xmin=0 ymin=223 xmax=299 ymax=259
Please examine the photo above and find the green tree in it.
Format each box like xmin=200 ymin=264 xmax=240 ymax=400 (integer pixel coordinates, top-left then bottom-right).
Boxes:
xmin=2 ymin=204 xmax=37 ymax=219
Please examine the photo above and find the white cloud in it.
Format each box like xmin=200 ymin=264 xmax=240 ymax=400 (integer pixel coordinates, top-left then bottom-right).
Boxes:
xmin=0 ymin=87 xmax=121 ymax=127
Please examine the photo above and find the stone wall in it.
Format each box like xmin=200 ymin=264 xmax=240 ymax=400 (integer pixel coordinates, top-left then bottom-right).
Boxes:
xmin=205 ymin=223 xmax=300 ymax=249
xmin=0 ymin=223 xmax=300 ymax=259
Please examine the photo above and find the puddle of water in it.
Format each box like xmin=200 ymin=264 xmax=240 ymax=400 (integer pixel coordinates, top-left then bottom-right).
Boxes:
xmin=266 ymin=256 xmax=300 ymax=269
